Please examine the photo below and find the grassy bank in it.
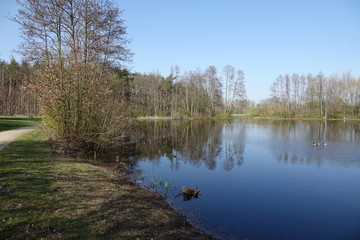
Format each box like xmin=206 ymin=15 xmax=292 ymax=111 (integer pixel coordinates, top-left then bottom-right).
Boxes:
xmin=231 ymin=114 xmax=360 ymax=121
xmin=0 ymin=129 xmax=212 ymax=240
xmin=0 ymin=117 xmax=42 ymax=132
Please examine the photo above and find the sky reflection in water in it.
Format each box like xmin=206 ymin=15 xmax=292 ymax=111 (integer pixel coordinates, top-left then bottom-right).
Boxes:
xmin=132 ymin=120 xmax=360 ymax=240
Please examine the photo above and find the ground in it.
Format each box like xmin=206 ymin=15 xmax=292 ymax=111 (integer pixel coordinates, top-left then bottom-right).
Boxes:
xmin=0 ymin=126 xmax=41 ymax=151
xmin=0 ymin=129 xmax=214 ymax=240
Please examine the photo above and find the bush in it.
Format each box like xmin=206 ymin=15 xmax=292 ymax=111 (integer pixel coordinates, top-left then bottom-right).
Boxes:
xmin=179 ymin=108 xmax=191 ymax=118
xmin=36 ymin=65 xmax=132 ymax=151
xmin=213 ymin=111 xmax=232 ymax=119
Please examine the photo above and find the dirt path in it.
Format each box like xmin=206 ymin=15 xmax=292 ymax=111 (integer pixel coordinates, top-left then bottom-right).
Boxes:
xmin=0 ymin=125 xmax=41 ymax=151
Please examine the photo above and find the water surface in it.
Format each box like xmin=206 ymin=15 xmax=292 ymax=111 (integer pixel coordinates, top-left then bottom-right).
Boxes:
xmin=131 ymin=120 xmax=360 ymax=240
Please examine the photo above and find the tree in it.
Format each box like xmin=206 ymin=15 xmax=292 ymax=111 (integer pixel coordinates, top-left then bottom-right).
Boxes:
xmin=14 ymin=0 xmax=132 ymax=150
xmin=317 ymin=72 xmax=325 ymax=118
xmin=223 ymin=64 xmax=235 ymax=113
xmin=181 ymin=69 xmax=206 ymax=117
xmin=170 ymin=65 xmax=180 ymax=117
xmin=205 ymin=66 xmax=222 ymax=116
xmin=230 ymin=70 xmax=247 ymax=113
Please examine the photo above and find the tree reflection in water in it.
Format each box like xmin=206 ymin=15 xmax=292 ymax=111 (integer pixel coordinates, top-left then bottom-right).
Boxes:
xmin=132 ymin=119 xmax=360 ymax=169
xmin=132 ymin=119 xmax=246 ymax=171
xmin=254 ymin=119 xmax=360 ymax=168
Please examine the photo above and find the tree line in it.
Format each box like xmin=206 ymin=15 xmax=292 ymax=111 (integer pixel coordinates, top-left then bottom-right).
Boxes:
xmin=249 ymin=72 xmax=360 ymax=119
xmin=131 ymin=65 xmax=247 ymax=118
xmin=1 ymin=56 xmax=248 ymax=119
xmin=0 ymin=59 xmax=38 ymax=116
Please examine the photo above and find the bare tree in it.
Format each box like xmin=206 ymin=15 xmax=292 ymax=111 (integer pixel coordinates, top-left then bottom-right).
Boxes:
xmin=230 ymin=70 xmax=247 ymax=113
xmin=14 ymin=0 xmax=132 ymax=149
xmin=205 ymin=66 xmax=222 ymax=116
xmin=223 ymin=64 xmax=235 ymax=113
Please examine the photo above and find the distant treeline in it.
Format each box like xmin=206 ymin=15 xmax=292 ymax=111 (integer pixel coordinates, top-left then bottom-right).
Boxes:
xmin=2 ymin=58 xmax=360 ymax=120
xmin=248 ymin=72 xmax=360 ymax=119
xmin=0 ymin=59 xmax=39 ymax=116
xmin=131 ymin=65 xmax=247 ymax=118
xmin=0 ymin=59 xmax=248 ymax=118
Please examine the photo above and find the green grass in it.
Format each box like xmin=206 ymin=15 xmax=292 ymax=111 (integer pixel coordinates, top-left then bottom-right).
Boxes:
xmin=231 ymin=114 xmax=360 ymax=121
xmin=0 ymin=117 xmax=42 ymax=132
xmin=0 ymin=129 xmax=212 ymax=240
xmin=231 ymin=114 xmax=250 ymax=118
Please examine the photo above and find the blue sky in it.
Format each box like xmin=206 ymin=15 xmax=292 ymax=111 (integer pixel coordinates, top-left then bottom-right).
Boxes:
xmin=1 ymin=0 xmax=359 ymax=102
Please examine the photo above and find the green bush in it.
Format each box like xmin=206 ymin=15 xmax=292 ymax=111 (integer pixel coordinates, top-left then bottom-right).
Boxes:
xmin=179 ymin=108 xmax=191 ymax=118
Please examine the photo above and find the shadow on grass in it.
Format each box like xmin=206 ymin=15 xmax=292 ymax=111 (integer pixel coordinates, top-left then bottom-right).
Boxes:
xmin=0 ymin=130 xmax=59 ymax=239
xmin=0 ymin=117 xmax=42 ymax=132
xmin=0 ymin=129 xmax=212 ymax=240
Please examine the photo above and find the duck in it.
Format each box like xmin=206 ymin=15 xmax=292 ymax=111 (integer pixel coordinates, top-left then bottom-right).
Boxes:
xmin=322 ymin=142 xmax=327 ymax=146
xmin=312 ymin=142 xmax=320 ymax=147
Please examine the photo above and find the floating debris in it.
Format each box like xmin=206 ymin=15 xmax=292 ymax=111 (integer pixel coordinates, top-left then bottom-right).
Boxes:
xmin=181 ymin=186 xmax=201 ymax=201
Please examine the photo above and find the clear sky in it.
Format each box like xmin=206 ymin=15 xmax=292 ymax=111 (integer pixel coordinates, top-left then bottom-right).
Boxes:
xmin=1 ymin=0 xmax=359 ymax=102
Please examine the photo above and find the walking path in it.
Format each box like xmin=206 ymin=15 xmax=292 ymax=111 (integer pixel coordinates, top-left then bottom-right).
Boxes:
xmin=0 ymin=125 xmax=41 ymax=151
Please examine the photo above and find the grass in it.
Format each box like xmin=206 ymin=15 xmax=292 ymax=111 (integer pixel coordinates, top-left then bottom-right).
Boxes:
xmin=231 ymin=114 xmax=250 ymax=118
xmin=0 ymin=129 xmax=212 ymax=240
xmin=231 ymin=114 xmax=360 ymax=121
xmin=0 ymin=116 xmax=42 ymax=132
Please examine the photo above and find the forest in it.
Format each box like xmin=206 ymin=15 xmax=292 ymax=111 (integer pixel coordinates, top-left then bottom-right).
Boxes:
xmin=248 ymin=72 xmax=360 ymax=119
xmin=0 ymin=58 xmax=248 ymax=119
xmin=2 ymin=57 xmax=360 ymax=121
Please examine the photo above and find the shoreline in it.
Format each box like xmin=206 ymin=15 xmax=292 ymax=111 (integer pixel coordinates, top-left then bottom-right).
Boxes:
xmin=136 ymin=115 xmax=360 ymax=121
xmin=0 ymin=129 xmax=214 ymax=239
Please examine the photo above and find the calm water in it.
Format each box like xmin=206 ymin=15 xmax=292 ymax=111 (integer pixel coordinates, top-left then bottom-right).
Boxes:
xmin=130 ymin=119 xmax=360 ymax=240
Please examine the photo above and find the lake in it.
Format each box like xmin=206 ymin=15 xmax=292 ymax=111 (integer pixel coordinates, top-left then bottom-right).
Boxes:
xmin=130 ymin=119 xmax=360 ymax=240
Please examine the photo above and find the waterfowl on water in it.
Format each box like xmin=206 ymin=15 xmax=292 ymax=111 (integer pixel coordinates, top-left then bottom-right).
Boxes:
xmin=312 ymin=142 xmax=327 ymax=147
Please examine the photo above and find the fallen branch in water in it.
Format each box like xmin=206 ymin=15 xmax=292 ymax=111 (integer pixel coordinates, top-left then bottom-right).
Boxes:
xmin=181 ymin=186 xmax=201 ymax=201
